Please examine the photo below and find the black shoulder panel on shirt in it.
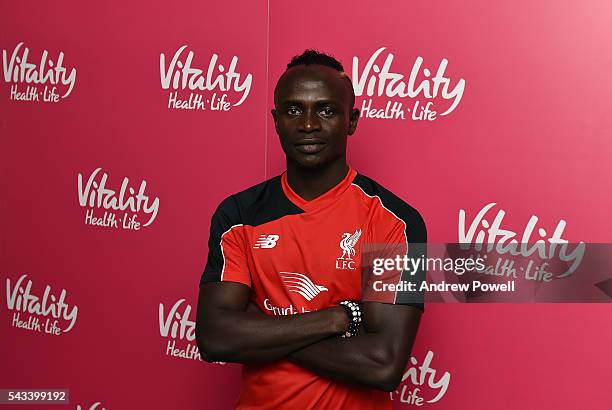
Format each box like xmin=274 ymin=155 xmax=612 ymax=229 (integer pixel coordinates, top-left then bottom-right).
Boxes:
xmin=200 ymin=176 xmax=304 ymax=287
xmin=353 ymin=173 xmax=427 ymax=310
xmin=352 ymin=173 xmax=427 ymax=243
xmin=200 ymin=194 xmax=242 ymax=285
xmin=225 ymin=175 xmax=304 ymax=227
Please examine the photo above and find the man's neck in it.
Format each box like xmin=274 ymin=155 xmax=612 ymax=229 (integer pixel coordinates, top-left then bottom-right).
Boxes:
xmin=286 ymin=159 xmax=349 ymax=202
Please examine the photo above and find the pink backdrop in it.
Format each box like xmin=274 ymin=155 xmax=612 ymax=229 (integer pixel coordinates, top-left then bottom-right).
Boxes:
xmin=2 ymin=1 xmax=611 ymax=409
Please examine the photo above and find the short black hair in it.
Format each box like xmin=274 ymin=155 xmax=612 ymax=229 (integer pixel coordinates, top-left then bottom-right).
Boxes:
xmin=281 ymin=49 xmax=355 ymax=109
xmin=286 ymin=49 xmax=345 ymax=72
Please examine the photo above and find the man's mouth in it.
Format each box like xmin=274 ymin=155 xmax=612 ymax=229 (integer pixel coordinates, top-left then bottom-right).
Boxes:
xmin=294 ymin=139 xmax=326 ymax=154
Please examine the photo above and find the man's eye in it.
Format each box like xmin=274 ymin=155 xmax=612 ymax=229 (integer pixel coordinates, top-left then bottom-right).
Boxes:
xmin=287 ymin=107 xmax=301 ymax=115
xmin=320 ymin=107 xmax=335 ymax=117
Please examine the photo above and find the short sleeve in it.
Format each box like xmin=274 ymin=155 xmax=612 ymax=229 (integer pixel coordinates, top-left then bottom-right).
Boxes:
xmin=361 ymin=202 xmax=427 ymax=311
xmin=199 ymin=196 xmax=251 ymax=288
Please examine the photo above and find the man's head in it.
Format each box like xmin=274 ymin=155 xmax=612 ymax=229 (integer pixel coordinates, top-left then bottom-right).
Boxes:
xmin=272 ymin=50 xmax=360 ymax=170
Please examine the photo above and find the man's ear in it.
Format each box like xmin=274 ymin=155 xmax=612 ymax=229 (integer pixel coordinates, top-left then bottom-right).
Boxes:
xmin=348 ymin=108 xmax=360 ymax=136
xmin=271 ymin=108 xmax=279 ymax=133
xmin=270 ymin=108 xmax=278 ymax=125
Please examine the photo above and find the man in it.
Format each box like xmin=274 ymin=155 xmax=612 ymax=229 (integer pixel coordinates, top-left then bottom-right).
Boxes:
xmin=196 ymin=49 xmax=426 ymax=410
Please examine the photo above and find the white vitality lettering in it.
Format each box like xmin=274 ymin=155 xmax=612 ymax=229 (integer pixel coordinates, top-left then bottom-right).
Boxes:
xmin=77 ymin=168 xmax=160 ymax=226
xmin=458 ymin=203 xmax=585 ymax=274
xmin=5 ymin=274 xmax=78 ymax=332
xmin=401 ymin=350 xmax=450 ymax=403
xmin=160 ymin=45 xmax=252 ymax=106
xmin=159 ymin=299 xmax=196 ymax=341
xmin=352 ymin=47 xmax=465 ymax=115
xmin=2 ymin=42 xmax=76 ymax=97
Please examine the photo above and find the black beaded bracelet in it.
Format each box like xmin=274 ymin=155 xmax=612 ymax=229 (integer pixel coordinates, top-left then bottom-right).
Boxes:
xmin=339 ymin=300 xmax=362 ymax=338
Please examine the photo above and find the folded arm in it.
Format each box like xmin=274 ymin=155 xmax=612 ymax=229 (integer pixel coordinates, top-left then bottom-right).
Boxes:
xmin=195 ymin=281 xmax=349 ymax=363
xmin=287 ymin=302 xmax=421 ymax=391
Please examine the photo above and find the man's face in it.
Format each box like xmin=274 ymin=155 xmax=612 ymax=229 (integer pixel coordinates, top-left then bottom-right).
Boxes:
xmin=272 ymin=64 xmax=359 ymax=170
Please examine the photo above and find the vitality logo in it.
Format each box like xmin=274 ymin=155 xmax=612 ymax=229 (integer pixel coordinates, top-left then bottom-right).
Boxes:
xmin=77 ymin=168 xmax=160 ymax=231
xmin=458 ymin=202 xmax=585 ymax=278
xmin=353 ymin=47 xmax=465 ymax=121
xmin=160 ymin=45 xmax=252 ymax=111
xmin=159 ymin=298 xmax=200 ymax=361
xmin=2 ymin=42 xmax=77 ymax=103
xmin=391 ymin=350 xmax=451 ymax=406
xmin=5 ymin=274 xmax=78 ymax=335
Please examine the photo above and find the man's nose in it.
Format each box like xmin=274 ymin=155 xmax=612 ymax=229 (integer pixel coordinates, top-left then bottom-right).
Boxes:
xmin=299 ymin=109 xmax=321 ymax=133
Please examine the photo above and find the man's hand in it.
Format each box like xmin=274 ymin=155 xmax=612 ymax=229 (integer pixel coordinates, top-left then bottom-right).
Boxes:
xmin=287 ymin=302 xmax=421 ymax=391
xmin=244 ymin=298 xmax=420 ymax=391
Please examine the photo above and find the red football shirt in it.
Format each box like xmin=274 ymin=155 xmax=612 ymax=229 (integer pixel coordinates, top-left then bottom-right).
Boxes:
xmin=200 ymin=167 xmax=426 ymax=410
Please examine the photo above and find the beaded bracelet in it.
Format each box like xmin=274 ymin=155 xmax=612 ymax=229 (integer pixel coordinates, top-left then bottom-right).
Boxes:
xmin=339 ymin=300 xmax=362 ymax=338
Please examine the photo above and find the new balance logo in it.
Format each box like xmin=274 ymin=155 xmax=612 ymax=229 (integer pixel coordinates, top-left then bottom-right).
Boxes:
xmin=280 ymin=272 xmax=328 ymax=301
xmin=253 ymin=234 xmax=279 ymax=249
